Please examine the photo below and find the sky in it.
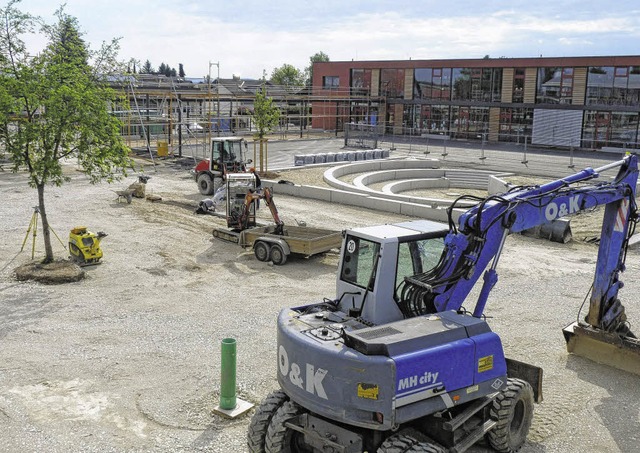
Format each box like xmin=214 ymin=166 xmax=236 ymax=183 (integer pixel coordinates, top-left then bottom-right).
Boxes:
xmin=10 ymin=0 xmax=640 ymax=80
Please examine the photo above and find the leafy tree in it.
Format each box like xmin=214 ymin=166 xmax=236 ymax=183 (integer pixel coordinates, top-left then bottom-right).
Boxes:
xmin=252 ymin=85 xmax=280 ymax=172
xmin=306 ymin=51 xmax=329 ymax=86
xmin=178 ymin=63 xmax=185 ymax=78
xmin=270 ymin=63 xmax=305 ymax=87
xmin=0 ymin=1 xmax=132 ymax=263
xmin=141 ymin=59 xmax=153 ymax=74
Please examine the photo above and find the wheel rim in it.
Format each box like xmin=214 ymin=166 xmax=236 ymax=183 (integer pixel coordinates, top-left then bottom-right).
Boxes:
xmin=270 ymin=246 xmax=284 ymax=264
xmin=255 ymin=242 xmax=269 ymax=261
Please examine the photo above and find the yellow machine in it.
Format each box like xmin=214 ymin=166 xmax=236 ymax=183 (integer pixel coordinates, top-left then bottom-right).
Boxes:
xmin=68 ymin=227 xmax=107 ymax=265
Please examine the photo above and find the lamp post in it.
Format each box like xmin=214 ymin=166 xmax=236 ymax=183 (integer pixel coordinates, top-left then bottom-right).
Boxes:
xmin=209 ymin=61 xmax=220 ymax=136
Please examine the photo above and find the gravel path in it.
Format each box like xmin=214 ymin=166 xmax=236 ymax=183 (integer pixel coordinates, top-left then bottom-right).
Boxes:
xmin=0 ymin=158 xmax=639 ymax=452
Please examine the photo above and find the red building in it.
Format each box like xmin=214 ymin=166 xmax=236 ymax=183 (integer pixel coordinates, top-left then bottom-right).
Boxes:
xmin=312 ymin=56 xmax=640 ymax=149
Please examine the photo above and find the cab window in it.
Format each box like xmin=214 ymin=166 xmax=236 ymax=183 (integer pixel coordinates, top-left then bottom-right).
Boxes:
xmin=394 ymin=237 xmax=445 ymax=299
xmin=340 ymin=236 xmax=380 ymax=290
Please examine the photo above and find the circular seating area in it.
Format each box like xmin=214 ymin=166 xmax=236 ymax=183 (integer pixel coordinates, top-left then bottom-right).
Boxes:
xmin=269 ymin=158 xmax=513 ymax=222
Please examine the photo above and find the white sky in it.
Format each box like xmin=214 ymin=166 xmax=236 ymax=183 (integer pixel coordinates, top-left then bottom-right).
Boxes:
xmin=11 ymin=0 xmax=640 ymax=79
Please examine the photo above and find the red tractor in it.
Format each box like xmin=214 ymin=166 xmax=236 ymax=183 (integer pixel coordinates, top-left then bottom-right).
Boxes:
xmin=193 ymin=137 xmax=252 ymax=195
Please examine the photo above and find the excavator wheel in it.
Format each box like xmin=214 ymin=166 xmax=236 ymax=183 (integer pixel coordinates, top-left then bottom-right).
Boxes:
xmin=247 ymin=390 xmax=289 ymax=453
xmin=487 ymin=378 xmax=534 ymax=453
xmin=254 ymin=241 xmax=270 ymax=262
xmin=270 ymin=244 xmax=287 ymax=266
xmin=377 ymin=428 xmax=445 ymax=453
xmin=264 ymin=400 xmax=307 ymax=452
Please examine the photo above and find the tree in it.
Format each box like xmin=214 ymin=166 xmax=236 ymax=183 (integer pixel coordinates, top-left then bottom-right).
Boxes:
xmin=306 ymin=51 xmax=329 ymax=86
xmin=270 ymin=63 xmax=305 ymax=87
xmin=0 ymin=2 xmax=132 ymax=263
xmin=178 ymin=63 xmax=185 ymax=78
xmin=141 ymin=59 xmax=153 ymax=74
xmin=251 ymin=85 xmax=280 ymax=172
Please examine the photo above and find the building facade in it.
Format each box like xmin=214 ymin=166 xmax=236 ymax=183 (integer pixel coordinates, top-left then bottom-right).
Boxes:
xmin=311 ymin=56 xmax=640 ymax=150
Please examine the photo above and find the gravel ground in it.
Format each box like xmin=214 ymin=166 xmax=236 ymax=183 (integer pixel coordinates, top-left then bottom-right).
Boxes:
xmin=1 ymin=158 xmax=639 ymax=453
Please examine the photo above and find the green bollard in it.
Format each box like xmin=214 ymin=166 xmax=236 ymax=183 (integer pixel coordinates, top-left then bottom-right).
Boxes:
xmin=219 ymin=338 xmax=237 ymax=410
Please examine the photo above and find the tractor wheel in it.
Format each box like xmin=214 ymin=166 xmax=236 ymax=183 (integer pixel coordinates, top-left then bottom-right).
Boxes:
xmin=264 ymin=400 xmax=307 ymax=452
xmin=247 ymin=390 xmax=289 ymax=453
xmin=269 ymin=244 xmax=287 ymax=266
xmin=197 ymin=173 xmax=215 ymax=195
xmin=378 ymin=429 xmax=445 ymax=453
xmin=254 ymin=241 xmax=270 ymax=262
xmin=487 ymin=378 xmax=534 ymax=453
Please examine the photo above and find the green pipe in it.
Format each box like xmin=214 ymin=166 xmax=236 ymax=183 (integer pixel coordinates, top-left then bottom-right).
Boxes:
xmin=220 ymin=338 xmax=237 ymax=410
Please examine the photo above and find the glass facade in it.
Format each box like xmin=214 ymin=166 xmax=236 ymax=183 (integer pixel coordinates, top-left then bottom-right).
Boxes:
xmin=586 ymin=66 xmax=640 ymax=106
xmin=583 ymin=110 xmax=640 ymax=148
xmin=350 ymin=69 xmax=372 ymax=96
xmin=414 ymin=68 xmax=452 ymax=100
xmin=452 ymin=68 xmax=502 ymax=102
xmin=313 ymin=57 xmax=640 ymax=149
xmin=499 ymin=108 xmax=533 ymax=142
xmin=380 ymin=69 xmax=405 ymax=98
xmin=536 ymin=67 xmax=574 ymax=104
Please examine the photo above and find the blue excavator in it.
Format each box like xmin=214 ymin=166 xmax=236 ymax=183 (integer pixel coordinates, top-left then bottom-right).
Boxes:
xmin=248 ymin=154 xmax=640 ymax=453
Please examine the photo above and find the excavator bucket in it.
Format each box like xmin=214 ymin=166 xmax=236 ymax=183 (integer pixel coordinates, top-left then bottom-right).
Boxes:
xmin=563 ymin=322 xmax=640 ymax=375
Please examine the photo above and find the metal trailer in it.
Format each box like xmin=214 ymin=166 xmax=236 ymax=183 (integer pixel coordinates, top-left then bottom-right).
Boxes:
xmin=214 ymin=224 xmax=342 ymax=265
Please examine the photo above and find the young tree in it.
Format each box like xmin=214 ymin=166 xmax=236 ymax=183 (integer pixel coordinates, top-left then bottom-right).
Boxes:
xmin=0 ymin=1 xmax=133 ymax=263
xmin=270 ymin=63 xmax=305 ymax=87
xmin=252 ymin=85 xmax=280 ymax=172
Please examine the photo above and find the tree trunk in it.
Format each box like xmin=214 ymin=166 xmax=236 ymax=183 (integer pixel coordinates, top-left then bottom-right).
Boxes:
xmin=259 ymin=139 xmax=264 ymax=173
xmin=37 ymin=183 xmax=54 ymax=263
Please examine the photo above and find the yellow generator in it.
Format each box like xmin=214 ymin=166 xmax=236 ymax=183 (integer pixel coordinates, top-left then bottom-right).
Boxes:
xmin=68 ymin=226 xmax=107 ymax=265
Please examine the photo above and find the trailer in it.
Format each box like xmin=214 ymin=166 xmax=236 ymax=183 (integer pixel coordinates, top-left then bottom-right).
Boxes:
xmin=213 ymin=224 xmax=342 ymax=265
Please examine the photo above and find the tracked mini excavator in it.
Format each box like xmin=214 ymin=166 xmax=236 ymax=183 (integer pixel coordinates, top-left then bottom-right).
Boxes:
xmin=248 ymin=154 xmax=640 ymax=453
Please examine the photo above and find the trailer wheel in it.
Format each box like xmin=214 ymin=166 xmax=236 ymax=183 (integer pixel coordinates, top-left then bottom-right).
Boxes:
xmin=377 ymin=429 xmax=445 ymax=453
xmin=254 ymin=241 xmax=270 ymax=262
xmin=487 ymin=378 xmax=534 ymax=453
xmin=270 ymin=244 xmax=287 ymax=266
xmin=264 ymin=400 xmax=306 ymax=452
xmin=197 ymin=173 xmax=215 ymax=195
xmin=247 ymin=390 xmax=288 ymax=453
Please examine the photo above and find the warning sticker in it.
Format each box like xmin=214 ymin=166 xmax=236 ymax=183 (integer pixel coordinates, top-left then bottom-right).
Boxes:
xmin=357 ymin=383 xmax=379 ymax=400
xmin=478 ymin=355 xmax=494 ymax=373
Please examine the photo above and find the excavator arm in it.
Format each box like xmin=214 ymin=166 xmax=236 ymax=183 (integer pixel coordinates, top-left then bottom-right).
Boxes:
xmin=400 ymin=155 xmax=640 ymax=372
xmin=232 ymin=187 xmax=284 ymax=234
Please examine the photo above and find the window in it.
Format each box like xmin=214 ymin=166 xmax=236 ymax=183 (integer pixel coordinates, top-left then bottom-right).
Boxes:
xmin=452 ymin=68 xmax=502 ymax=102
xmin=350 ymin=69 xmax=372 ymax=95
xmin=586 ymin=66 xmax=640 ymax=106
xmin=340 ymin=236 xmax=381 ymax=289
xmin=537 ymin=67 xmax=574 ymax=104
xmin=394 ymin=237 xmax=445 ymax=301
xmin=323 ymin=76 xmax=340 ymax=89
xmin=414 ymin=68 xmax=452 ymax=100
xmin=513 ymin=68 xmax=525 ymax=103
xmin=380 ymin=69 xmax=405 ymax=98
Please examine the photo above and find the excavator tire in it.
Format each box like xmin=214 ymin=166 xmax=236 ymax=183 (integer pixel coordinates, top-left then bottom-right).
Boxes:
xmin=247 ymin=390 xmax=289 ymax=453
xmin=264 ymin=400 xmax=305 ymax=452
xmin=197 ymin=173 xmax=215 ymax=195
xmin=254 ymin=241 xmax=270 ymax=262
xmin=270 ymin=244 xmax=287 ymax=266
xmin=487 ymin=378 xmax=534 ymax=453
xmin=377 ymin=428 xmax=445 ymax=453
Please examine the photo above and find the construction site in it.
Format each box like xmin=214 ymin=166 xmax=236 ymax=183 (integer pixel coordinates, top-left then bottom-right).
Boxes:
xmin=2 ymin=130 xmax=640 ymax=452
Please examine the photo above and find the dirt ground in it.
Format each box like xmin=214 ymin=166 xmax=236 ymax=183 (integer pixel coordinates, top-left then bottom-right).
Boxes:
xmin=1 ymin=157 xmax=639 ymax=453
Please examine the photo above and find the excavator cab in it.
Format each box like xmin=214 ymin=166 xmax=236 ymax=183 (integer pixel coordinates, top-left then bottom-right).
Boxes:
xmin=225 ymin=173 xmax=257 ymax=230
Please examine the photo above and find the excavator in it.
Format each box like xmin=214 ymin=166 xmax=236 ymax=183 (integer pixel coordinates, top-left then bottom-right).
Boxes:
xmin=225 ymin=176 xmax=283 ymax=234
xmin=248 ymin=154 xmax=640 ymax=453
